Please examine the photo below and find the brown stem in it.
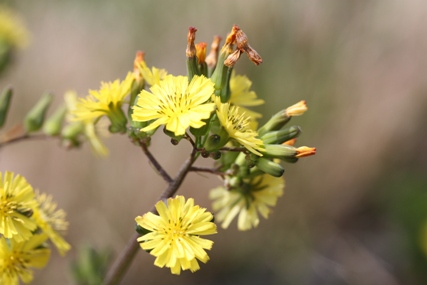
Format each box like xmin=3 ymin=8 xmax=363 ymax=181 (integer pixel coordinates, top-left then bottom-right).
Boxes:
xmin=103 ymin=149 xmax=197 ymax=285
xmin=189 ymin=166 xmax=224 ymax=177
xmin=0 ymin=133 xmax=49 ymax=148
xmin=139 ymin=140 xmax=173 ymax=183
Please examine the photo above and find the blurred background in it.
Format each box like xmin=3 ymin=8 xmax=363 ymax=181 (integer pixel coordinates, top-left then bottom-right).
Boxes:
xmin=1 ymin=0 xmax=427 ymax=284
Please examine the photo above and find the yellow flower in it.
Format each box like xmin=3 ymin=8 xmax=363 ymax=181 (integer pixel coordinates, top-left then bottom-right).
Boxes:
xmin=65 ymin=91 xmax=109 ymax=156
xmin=0 ymin=234 xmax=50 ymax=285
xmin=209 ymin=174 xmax=284 ymax=231
xmin=0 ymin=6 xmax=29 ymax=49
xmin=215 ymin=99 xmax=264 ymax=156
xmin=137 ymin=61 xmax=167 ymax=87
xmin=135 ymin=196 xmax=217 ymax=275
xmin=0 ymin=171 xmax=38 ymax=242
xmin=33 ymin=192 xmax=70 ymax=256
xmin=132 ymin=75 xmax=215 ymax=136
xmin=71 ymin=72 xmax=134 ymax=133
xmin=229 ymin=71 xmax=264 ymax=129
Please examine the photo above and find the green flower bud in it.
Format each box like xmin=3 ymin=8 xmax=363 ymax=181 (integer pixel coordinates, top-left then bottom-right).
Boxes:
xmin=257 ymin=109 xmax=290 ymax=137
xmin=203 ymin=128 xmax=230 ymax=152
xmin=262 ymin=144 xmax=297 ymax=159
xmin=24 ymin=92 xmax=53 ymax=133
xmin=256 ymin=157 xmax=284 ymax=177
xmin=43 ymin=105 xmax=66 ymax=136
xmin=261 ymin=126 xmax=301 ymax=144
xmin=62 ymin=121 xmax=84 ymax=141
xmin=0 ymin=86 xmax=13 ymax=128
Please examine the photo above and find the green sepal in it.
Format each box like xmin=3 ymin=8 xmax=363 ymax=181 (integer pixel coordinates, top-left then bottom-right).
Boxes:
xmin=0 ymin=86 xmax=12 ymax=128
xmin=260 ymin=125 xmax=301 ymax=144
xmin=24 ymin=92 xmax=53 ymax=133
xmin=256 ymin=157 xmax=284 ymax=177
xmin=257 ymin=109 xmax=291 ymax=137
xmin=186 ymin=56 xmax=200 ymax=81
xmin=43 ymin=105 xmax=67 ymax=136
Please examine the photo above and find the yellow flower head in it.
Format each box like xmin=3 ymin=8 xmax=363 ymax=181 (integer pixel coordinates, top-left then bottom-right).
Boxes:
xmin=137 ymin=61 xmax=167 ymax=87
xmin=215 ymin=99 xmax=264 ymax=156
xmin=65 ymin=91 xmax=109 ymax=156
xmin=33 ymin=192 xmax=71 ymax=256
xmin=135 ymin=195 xmax=217 ymax=275
xmin=71 ymin=72 xmax=134 ymax=132
xmin=210 ymin=174 xmax=284 ymax=231
xmin=132 ymin=75 xmax=215 ymax=136
xmin=0 ymin=234 xmax=50 ymax=285
xmin=0 ymin=171 xmax=38 ymax=242
xmin=0 ymin=6 xmax=29 ymax=49
xmin=229 ymin=72 xmax=264 ymax=130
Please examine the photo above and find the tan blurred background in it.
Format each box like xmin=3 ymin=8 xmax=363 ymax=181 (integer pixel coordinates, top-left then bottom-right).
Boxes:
xmin=1 ymin=0 xmax=427 ymax=284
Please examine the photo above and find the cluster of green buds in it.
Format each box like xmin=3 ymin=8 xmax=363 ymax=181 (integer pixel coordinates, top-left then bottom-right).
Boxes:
xmin=0 ymin=85 xmax=109 ymax=156
xmin=179 ymin=25 xmax=316 ymax=178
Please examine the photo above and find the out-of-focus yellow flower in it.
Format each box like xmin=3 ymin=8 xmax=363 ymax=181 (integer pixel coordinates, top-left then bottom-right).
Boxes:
xmin=137 ymin=61 xmax=167 ymax=87
xmin=64 ymin=91 xmax=109 ymax=156
xmin=215 ymin=99 xmax=264 ymax=156
xmin=0 ymin=6 xmax=29 ymax=49
xmin=0 ymin=171 xmax=38 ymax=242
xmin=33 ymin=192 xmax=71 ymax=256
xmin=135 ymin=196 xmax=217 ymax=274
xmin=229 ymin=71 xmax=264 ymax=129
xmin=0 ymin=234 xmax=50 ymax=285
xmin=132 ymin=75 xmax=215 ymax=136
xmin=210 ymin=174 xmax=284 ymax=231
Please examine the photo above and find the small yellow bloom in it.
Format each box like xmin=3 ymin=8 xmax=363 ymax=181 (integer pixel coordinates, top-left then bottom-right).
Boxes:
xmin=215 ymin=99 xmax=264 ymax=156
xmin=65 ymin=91 xmax=109 ymax=156
xmin=137 ymin=61 xmax=167 ymax=87
xmin=71 ymin=73 xmax=134 ymax=133
xmin=132 ymin=75 xmax=215 ymax=136
xmin=295 ymin=146 xmax=316 ymax=158
xmin=33 ymin=192 xmax=71 ymax=256
xmin=0 ymin=6 xmax=29 ymax=49
xmin=0 ymin=171 xmax=38 ymax=242
xmin=135 ymin=196 xmax=217 ymax=275
xmin=210 ymin=174 xmax=284 ymax=231
xmin=0 ymin=234 xmax=50 ymax=285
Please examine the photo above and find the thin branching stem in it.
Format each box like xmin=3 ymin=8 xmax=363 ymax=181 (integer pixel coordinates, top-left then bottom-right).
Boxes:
xmin=0 ymin=133 xmax=49 ymax=148
xmin=189 ymin=166 xmax=225 ymax=177
xmin=139 ymin=140 xmax=173 ymax=184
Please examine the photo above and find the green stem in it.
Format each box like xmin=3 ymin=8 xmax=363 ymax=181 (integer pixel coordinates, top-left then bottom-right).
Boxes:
xmin=103 ymin=149 xmax=198 ymax=285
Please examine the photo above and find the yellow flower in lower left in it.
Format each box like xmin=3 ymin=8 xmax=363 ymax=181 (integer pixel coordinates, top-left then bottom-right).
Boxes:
xmin=135 ymin=196 xmax=217 ymax=275
xmin=0 ymin=171 xmax=38 ymax=242
xmin=0 ymin=234 xmax=50 ymax=285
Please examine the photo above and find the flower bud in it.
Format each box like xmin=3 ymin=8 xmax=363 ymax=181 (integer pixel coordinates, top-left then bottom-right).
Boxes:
xmin=43 ymin=105 xmax=66 ymax=136
xmin=256 ymin=157 xmax=284 ymax=177
xmin=205 ymin=35 xmax=221 ymax=76
xmin=260 ymin=125 xmax=301 ymax=144
xmin=195 ymin=42 xmax=208 ymax=76
xmin=262 ymin=144 xmax=297 ymax=159
xmin=186 ymin=27 xmax=200 ymax=80
xmin=24 ymin=92 xmax=53 ymax=133
xmin=0 ymin=85 xmax=12 ymax=128
xmin=257 ymin=109 xmax=290 ymax=137
xmin=203 ymin=130 xmax=229 ymax=152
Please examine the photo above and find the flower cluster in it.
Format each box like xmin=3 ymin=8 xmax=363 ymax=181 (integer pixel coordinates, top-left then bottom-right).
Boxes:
xmin=18 ymin=24 xmax=316 ymax=277
xmin=0 ymin=171 xmax=70 ymax=284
